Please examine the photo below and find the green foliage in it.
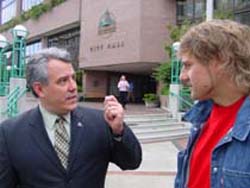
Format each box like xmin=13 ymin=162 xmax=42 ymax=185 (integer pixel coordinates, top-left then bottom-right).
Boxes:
xmin=167 ymin=19 xmax=193 ymax=42
xmin=0 ymin=0 xmax=66 ymax=33
xmin=29 ymin=5 xmax=46 ymax=19
xmin=143 ymin=93 xmax=158 ymax=102
xmin=76 ymin=70 xmax=84 ymax=92
xmin=152 ymin=62 xmax=171 ymax=86
xmin=214 ymin=10 xmax=234 ymax=19
xmin=152 ymin=20 xmax=193 ymax=95
xmin=160 ymin=86 xmax=169 ymax=95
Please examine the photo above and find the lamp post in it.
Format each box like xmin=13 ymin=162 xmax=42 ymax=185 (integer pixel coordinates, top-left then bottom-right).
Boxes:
xmin=171 ymin=42 xmax=181 ymax=84
xmin=206 ymin=0 xmax=214 ymax=21
xmin=11 ymin=24 xmax=28 ymax=78
xmin=0 ymin=34 xmax=9 ymax=96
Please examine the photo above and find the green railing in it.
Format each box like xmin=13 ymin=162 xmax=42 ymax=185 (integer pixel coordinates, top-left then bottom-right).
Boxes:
xmin=170 ymin=42 xmax=181 ymax=84
xmin=179 ymin=86 xmax=193 ymax=111
xmin=170 ymin=88 xmax=193 ymax=112
xmin=11 ymin=36 xmax=26 ymax=78
xmin=0 ymin=47 xmax=10 ymax=96
xmin=0 ymin=82 xmax=9 ymax=96
xmin=170 ymin=42 xmax=193 ymax=112
xmin=2 ymin=86 xmax=27 ymax=117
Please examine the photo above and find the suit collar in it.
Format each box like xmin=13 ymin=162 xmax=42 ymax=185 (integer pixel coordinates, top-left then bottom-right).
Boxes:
xmin=67 ymin=107 xmax=87 ymax=170
xmin=28 ymin=106 xmax=89 ymax=173
xmin=28 ymin=107 xmax=67 ymax=173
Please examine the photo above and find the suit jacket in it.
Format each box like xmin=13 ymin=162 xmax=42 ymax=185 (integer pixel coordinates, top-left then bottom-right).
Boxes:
xmin=0 ymin=106 xmax=142 ymax=188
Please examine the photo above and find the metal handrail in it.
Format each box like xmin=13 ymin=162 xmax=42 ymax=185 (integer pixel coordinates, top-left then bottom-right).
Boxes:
xmin=170 ymin=91 xmax=193 ymax=109
xmin=0 ymin=82 xmax=9 ymax=96
xmin=2 ymin=86 xmax=27 ymax=117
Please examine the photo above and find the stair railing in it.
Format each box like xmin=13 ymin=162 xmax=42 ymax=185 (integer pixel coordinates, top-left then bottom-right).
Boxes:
xmin=2 ymin=86 xmax=27 ymax=117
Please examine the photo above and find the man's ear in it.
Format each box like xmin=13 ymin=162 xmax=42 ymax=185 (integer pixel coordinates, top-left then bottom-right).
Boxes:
xmin=32 ymin=82 xmax=45 ymax=98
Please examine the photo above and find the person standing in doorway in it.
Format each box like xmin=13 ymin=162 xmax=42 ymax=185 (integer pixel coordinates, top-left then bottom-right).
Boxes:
xmin=117 ymin=75 xmax=129 ymax=109
xmin=175 ymin=19 xmax=250 ymax=188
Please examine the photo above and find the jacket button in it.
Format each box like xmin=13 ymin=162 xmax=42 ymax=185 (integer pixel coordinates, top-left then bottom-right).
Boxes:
xmin=193 ymin=127 xmax=198 ymax=131
xmin=213 ymin=167 xmax=218 ymax=173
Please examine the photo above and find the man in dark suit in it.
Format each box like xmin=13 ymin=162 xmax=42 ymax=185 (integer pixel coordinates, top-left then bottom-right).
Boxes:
xmin=0 ymin=47 xmax=142 ymax=188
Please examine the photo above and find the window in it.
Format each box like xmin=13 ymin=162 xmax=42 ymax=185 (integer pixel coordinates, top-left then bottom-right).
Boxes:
xmin=234 ymin=0 xmax=250 ymax=9
xmin=177 ymin=0 xmax=205 ymax=24
xmin=177 ymin=0 xmax=194 ymax=23
xmin=22 ymin=0 xmax=43 ymax=11
xmin=26 ymin=41 xmax=42 ymax=58
xmin=1 ymin=0 xmax=16 ymax=24
xmin=214 ymin=0 xmax=234 ymax=10
xmin=194 ymin=0 xmax=205 ymax=19
xmin=234 ymin=0 xmax=250 ymax=25
xmin=48 ymin=28 xmax=80 ymax=69
xmin=235 ymin=10 xmax=250 ymax=25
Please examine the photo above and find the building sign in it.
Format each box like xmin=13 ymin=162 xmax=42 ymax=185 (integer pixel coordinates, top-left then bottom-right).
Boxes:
xmin=90 ymin=41 xmax=125 ymax=52
xmin=98 ymin=10 xmax=116 ymax=36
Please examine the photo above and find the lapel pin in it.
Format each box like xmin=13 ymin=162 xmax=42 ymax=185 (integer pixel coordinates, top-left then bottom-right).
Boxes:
xmin=77 ymin=122 xmax=83 ymax=127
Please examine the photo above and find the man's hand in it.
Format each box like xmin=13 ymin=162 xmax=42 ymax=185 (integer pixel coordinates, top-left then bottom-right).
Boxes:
xmin=104 ymin=95 xmax=124 ymax=135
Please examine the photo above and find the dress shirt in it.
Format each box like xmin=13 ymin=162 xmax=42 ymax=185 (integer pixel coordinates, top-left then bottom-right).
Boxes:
xmin=39 ymin=104 xmax=71 ymax=145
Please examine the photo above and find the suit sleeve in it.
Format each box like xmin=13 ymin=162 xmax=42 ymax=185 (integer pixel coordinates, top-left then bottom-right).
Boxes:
xmin=109 ymin=124 xmax=142 ymax=170
xmin=0 ymin=125 xmax=18 ymax=188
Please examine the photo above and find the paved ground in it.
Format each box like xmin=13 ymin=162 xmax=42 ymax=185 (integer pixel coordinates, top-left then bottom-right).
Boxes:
xmin=80 ymin=102 xmax=188 ymax=188
xmin=79 ymin=101 xmax=168 ymax=115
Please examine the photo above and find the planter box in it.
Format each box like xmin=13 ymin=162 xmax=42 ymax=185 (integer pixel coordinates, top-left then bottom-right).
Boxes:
xmin=145 ymin=101 xmax=159 ymax=108
xmin=160 ymin=95 xmax=169 ymax=108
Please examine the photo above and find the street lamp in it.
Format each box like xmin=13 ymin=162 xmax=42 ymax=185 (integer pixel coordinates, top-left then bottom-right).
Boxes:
xmin=0 ymin=34 xmax=9 ymax=96
xmin=206 ymin=0 xmax=214 ymax=21
xmin=12 ymin=25 xmax=29 ymax=39
xmin=171 ymin=42 xmax=181 ymax=84
xmin=11 ymin=25 xmax=29 ymax=77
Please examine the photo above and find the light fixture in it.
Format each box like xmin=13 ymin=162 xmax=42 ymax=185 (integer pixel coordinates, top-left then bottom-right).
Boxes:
xmin=12 ymin=25 xmax=29 ymax=38
xmin=6 ymin=65 xmax=11 ymax=70
xmin=172 ymin=42 xmax=180 ymax=52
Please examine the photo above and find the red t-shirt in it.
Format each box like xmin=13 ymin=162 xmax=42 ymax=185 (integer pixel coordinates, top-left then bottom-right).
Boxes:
xmin=187 ymin=96 xmax=246 ymax=188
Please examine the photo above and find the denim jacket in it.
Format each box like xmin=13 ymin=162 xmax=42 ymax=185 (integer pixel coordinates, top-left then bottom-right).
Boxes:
xmin=175 ymin=96 xmax=250 ymax=188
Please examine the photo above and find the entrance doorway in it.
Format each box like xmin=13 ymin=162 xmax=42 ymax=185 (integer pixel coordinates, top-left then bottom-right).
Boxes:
xmin=108 ymin=73 xmax=157 ymax=103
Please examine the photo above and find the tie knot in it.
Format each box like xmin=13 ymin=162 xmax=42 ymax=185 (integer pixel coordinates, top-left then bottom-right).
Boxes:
xmin=55 ymin=117 xmax=65 ymax=124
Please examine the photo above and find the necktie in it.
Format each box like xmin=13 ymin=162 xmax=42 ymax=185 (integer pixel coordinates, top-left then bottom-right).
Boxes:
xmin=54 ymin=117 xmax=69 ymax=169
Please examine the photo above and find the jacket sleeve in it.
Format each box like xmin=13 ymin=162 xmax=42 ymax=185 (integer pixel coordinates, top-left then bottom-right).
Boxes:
xmin=0 ymin=125 xmax=18 ymax=188
xmin=109 ymin=124 xmax=142 ymax=170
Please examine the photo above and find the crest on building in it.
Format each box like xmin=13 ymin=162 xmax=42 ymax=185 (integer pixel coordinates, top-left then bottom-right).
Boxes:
xmin=98 ymin=10 xmax=116 ymax=36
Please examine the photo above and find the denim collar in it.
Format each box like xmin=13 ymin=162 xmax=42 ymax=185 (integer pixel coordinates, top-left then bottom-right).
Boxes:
xmin=183 ymin=97 xmax=250 ymax=141
xmin=183 ymin=99 xmax=213 ymax=125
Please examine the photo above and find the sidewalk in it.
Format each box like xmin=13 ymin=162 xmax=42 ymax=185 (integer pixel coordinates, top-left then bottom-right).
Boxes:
xmin=79 ymin=101 xmax=168 ymax=115
xmin=80 ymin=102 xmax=188 ymax=188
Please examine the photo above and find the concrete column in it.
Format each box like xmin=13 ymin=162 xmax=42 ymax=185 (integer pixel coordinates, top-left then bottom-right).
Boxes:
xmin=41 ymin=37 xmax=48 ymax=48
xmin=16 ymin=0 xmax=22 ymax=17
xmin=169 ymin=84 xmax=181 ymax=119
xmin=206 ymin=0 xmax=214 ymax=21
xmin=0 ymin=96 xmax=7 ymax=122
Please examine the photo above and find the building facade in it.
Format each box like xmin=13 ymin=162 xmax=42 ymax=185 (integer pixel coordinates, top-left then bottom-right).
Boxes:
xmin=0 ymin=0 xmax=249 ymax=101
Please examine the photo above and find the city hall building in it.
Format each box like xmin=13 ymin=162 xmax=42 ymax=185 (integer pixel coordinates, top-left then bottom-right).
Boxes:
xmin=0 ymin=0 xmax=249 ymax=101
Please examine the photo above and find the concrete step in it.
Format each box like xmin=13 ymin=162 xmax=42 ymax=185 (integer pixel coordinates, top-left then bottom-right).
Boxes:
xmin=125 ymin=112 xmax=190 ymax=143
xmin=128 ymin=121 xmax=184 ymax=128
xmin=138 ymin=130 xmax=190 ymax=143
xmin=125 ymin=113 xmax=172 ymax=120
xmin=125 ymin=117 xmax=177 ymax=125
xmin=125 ymin=114 xmax=176 ymax=124
xmin=132 ymin=125 xmax=190 ymax=135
